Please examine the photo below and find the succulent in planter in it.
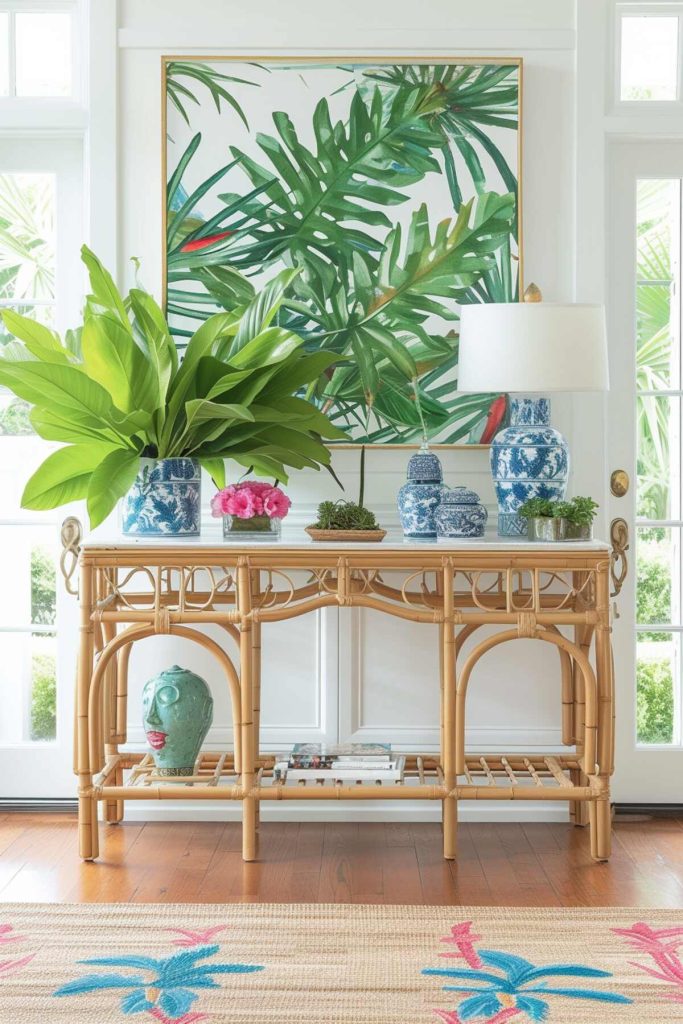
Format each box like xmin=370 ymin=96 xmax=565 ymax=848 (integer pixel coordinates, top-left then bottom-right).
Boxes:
xmin=306 ymin=445 xmax=385 ymax=540
xmin=312 ymin=500 xmax=380 ymax=532
xmin=518 ymin=496 xmax=599 ymax=542
xmin=0 ymin=247 xmax=347 ymax=535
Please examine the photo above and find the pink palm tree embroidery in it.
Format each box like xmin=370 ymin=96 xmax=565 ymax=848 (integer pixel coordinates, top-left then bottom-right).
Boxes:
xmin=439 ymin=923 xmax=484 ymax=969
xmin=0 ymin=954 xmax=35 ymax=976
xmin=434 ymin=1008 xmax=521 ymax=1023
xmin=149 ymin=1009 xmax=209 ymax=1024
xmin=0 ymin=924 xmax=24 ymax=946
xmin=167 ymin=926 xmax=229 ymax=948
xmin=0 ymin=923 xmax=34 ymax=977
xmin=613 ymin=923 xmax=683 ymax=1001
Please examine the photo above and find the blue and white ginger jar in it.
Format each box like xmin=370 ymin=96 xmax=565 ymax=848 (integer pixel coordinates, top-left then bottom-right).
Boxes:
xmin=121 ymin=457 xmax=201 ymax=536
xmin=397 ymin=447 xmax=445 ymax=538
xmin=490 ymin=398 xmax=569 ymax=537
xmin=435 ymin=486 xmax=488 ymax=538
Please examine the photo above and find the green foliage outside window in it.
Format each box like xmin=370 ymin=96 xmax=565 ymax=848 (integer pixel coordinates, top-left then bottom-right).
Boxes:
xmin=637 ymin=657 xmax=674 ymax=745
xmin=31 ymin=545 xmax=56 ymax=625
xmin=30 ymin=650 xmax=56 ymax=741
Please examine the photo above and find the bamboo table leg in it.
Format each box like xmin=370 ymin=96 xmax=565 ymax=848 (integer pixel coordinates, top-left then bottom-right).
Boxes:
xmin=442 ymin=561 xmax=457 ymax=859
xmin=77 ymin=561 xmax=98 ymax=860
xmin=238 ymin=560 xmax=257 ymax=861
xmin=252 ymin=571 xmax=262 ymax=832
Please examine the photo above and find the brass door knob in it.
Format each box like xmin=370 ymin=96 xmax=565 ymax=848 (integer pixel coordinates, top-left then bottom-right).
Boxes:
xmin=610 ymin=470 xmax=629 ymax=497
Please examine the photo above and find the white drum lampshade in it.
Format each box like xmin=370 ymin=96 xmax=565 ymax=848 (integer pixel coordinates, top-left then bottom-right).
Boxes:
xmin=457 ymin=302 xmax=608 ymax=393
xmin=457 ymin=297 xmax=608 ymax=537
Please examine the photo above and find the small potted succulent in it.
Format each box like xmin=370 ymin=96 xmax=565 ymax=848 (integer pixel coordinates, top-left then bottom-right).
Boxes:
xmin=211 ymin=480 xmax=291 ymax=539
xmin=518 ymin=496 xmax=599 ymax=542
xmin=564 ymin=495 xmax=600 ymax=540
xmin=306 ymin=446 xmax=385 ymax=542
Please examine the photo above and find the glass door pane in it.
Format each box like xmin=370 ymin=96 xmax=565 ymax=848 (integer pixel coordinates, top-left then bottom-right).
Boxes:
xmin=635 ymin=177 xmax=682 ymax=749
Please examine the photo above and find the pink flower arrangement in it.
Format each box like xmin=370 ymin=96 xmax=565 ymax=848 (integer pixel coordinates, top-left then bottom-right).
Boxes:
xmin=211 ymin=481 xmax=292 ymax=521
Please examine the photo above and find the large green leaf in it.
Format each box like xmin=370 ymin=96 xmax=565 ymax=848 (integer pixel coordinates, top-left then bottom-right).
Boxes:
xmin=22 ymin=442 xmax=116 ymax=510
xmin=129 ymin=288 xmax=177 ymax=399
xmin=87 ymin=448 xmax=141 ymax=528
xmin=0 ymin=360 xmax=121 ymax=427
xmin=1 ymin=309 xmax=73 ymax=365
xmin=81 ymin=315 xmax=160 ymax=420
xmin=81 ymin=245 xmax=129 ymax=326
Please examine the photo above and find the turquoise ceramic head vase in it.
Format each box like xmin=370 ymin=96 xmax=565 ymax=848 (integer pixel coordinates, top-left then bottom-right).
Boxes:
xmin=142 ymin=665 xmax=213 ymax=776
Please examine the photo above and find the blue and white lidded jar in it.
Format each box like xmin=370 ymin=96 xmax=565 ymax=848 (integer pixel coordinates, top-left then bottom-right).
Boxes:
xmin=397 ymin=446 xmax=445 ymax=538
xmin=490 ymin=397 xmax=569 ymax=537
xmin=435 ymin=487 xmax=488 ymax=538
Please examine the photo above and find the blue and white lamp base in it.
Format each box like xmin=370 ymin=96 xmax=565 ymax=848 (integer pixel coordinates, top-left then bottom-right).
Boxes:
xmin=490 ymin=397 xmax=569 ymax=537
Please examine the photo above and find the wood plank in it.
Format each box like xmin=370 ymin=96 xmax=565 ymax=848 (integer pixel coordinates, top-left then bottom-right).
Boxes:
xmin=1 ymin=815 xmax=683 ymax=907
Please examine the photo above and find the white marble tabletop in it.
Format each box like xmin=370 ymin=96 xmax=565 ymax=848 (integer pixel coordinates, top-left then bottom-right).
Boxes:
xmin=82 ymin=524 xmax=609 ymax=552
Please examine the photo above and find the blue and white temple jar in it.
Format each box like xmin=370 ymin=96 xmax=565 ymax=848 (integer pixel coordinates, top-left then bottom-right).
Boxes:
xmin=490 ymin=398 xmax=569 ymax=537
xmin=397 ymin=446 xmax=445 ymax=538
xmin=121 ymin=457 xmax=201 ymax=536
xmin=435 ymin=487 xmax=488 ymax=538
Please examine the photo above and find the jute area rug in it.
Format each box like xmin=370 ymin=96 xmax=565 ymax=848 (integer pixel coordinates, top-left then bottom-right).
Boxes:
xmin=0 ymin=903 xmax=682 ymax=1023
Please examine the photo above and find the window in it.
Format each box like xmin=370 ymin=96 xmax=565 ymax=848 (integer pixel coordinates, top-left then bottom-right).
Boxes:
xmin=0 ymin=4 xmax=75 ymax=99
xmin=0 ymin=170 xmax=59 ymax=741
xmin=635 ymin=177 xmax=683 ymax=745
xmin=618 ymin=4 xmax=683 ymax=102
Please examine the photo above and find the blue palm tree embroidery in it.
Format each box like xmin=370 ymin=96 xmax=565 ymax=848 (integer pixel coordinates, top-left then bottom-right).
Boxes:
xmin=54 ymin=942 xmax=263 ymax=1019
xmin=424 ymin=945 xmax=632 ymax=1021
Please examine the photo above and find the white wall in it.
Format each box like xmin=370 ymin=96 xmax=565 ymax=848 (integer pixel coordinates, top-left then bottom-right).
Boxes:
xmin=110 ymin=0 xmax=605 ymax=820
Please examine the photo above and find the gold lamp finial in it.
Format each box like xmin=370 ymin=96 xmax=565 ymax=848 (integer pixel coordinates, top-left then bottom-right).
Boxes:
xmin=523 ymin=283 xmax=543 ymax=303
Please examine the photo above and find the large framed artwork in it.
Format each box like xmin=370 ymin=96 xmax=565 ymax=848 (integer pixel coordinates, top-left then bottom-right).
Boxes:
xmin=162 ymin=57 xmax=522 ymax=445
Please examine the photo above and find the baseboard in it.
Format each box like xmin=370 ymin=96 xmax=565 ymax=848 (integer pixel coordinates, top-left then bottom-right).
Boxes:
xmin=118 ymin=801 xmax=571 ymax=823
xmin=614 ymin=803 xmax=683 ymax=817
xmin=10 ymin=800 xmax=679 ymax=822
xmin=0 ymin=799 xmax=78 ymax=813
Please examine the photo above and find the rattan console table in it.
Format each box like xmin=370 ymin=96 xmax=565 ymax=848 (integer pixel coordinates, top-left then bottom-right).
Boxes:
xmin=68 ymin=526 xmax=614 ymax=863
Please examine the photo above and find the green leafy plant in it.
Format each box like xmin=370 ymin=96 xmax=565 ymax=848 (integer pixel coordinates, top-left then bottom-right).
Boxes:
xmin=0 ymin=246 xmax=348 ymax=528
xmin=565 ymin=496 xmax=599 ymax=527
xmin=637 ymin=656 xmax=674 ymax=744
xmin=31 ymin=651 xmax=56 ymax=741
xmin=517 ymin=497 xmax=554 ymax=519
xmin=31 ymin=545 xmax=56 ymax=625
xmin=312 ymin=500 xmax=379 ymax=531
xmin=518 ymin=496 xmax=599 ymax=524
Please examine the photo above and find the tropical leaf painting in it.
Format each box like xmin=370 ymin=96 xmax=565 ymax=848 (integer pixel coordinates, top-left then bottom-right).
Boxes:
xmin=163 ymin=58 xmax=522 ymax=445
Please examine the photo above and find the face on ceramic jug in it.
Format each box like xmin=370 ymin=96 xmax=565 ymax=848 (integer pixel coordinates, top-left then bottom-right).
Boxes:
xmin=141 ymin=666 xmax=213 ymax=758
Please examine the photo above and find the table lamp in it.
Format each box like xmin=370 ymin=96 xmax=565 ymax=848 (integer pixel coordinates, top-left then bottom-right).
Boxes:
xmin=457 ymin=287 xmax=608 ymax=536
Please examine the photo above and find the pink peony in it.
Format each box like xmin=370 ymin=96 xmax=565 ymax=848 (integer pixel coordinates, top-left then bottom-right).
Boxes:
xmin=226 ymin=489 xmax=257 ymax=519
xmin=210 ymin=485 xmax=236 ymax=518
xmin=263 ymin=487 xmax=291 ymax=519
xmin=212 ymin=481 xmax=291 ymax=521
xmin=240 ymin=481 xmax=273 ymax=496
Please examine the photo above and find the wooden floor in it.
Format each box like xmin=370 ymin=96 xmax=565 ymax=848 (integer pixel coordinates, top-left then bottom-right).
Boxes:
xmin=0 ymin=813 xmax=682 ymax=906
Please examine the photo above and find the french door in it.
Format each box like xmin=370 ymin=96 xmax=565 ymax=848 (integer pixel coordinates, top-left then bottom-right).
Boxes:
xmin=608 ymin=140 xmax=683 ymax=803
xmin=0 ymin=137 xmax=83 ymax=798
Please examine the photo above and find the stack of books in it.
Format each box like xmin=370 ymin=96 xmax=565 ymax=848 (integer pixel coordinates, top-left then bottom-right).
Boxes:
xmin=273 ymin=743 xmax=405 ymax=783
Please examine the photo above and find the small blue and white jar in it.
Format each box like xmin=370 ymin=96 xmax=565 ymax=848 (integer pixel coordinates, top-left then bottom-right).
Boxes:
xmin=435 ymin=487 xmax=488 ymax=538
xmin=121 ymin=457 xmax=201 ymax=536
xmin=490 ymin=398 xmax=569 ymax=537
xmin=397 ymin=446 xmax=445 ymax=538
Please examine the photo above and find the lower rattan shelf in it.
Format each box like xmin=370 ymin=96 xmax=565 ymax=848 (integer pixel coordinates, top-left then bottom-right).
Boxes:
xmin=92 ymin=751 xmax=596 ymax=803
